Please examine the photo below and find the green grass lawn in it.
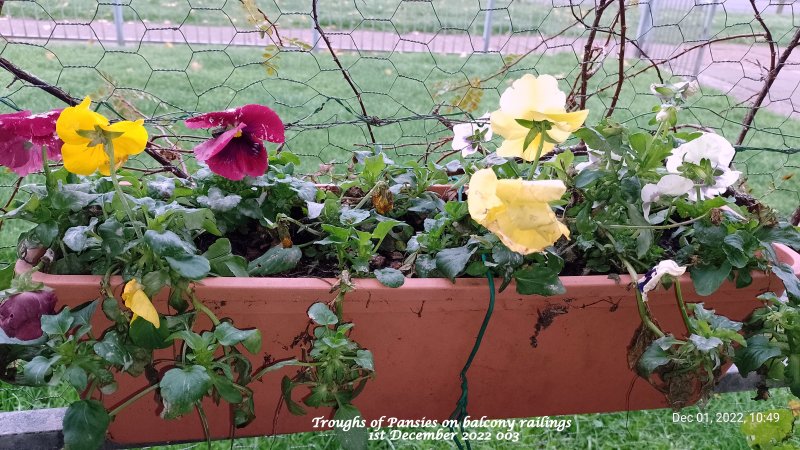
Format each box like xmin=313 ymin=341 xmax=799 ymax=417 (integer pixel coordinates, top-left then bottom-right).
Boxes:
xmin=0 ymin=40 xmax=798 ymax=449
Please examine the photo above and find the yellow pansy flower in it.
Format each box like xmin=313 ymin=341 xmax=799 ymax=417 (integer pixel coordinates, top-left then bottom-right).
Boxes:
xmin=467 ymin=168 xmax=569 ymax=255
xmin=122 ymin=279 xmax=160 ymax=328
xmin=490 ymin=74 xmax=589 ymax=161
xmin=56 ymin=97 xmax=148 ymax=175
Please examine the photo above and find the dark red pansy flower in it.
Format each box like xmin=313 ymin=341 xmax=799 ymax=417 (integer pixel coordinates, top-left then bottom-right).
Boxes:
xmin=185 ymin=104 xmax=285 ymax=181
xmin=0 ymin=110 xmax=63 ymax=176
xmin=0 ymin=290 xmax=58 ymax=341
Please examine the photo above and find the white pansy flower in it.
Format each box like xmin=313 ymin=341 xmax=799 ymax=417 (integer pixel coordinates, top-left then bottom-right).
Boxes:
xmin=665 ymin=133 xmax=741 ymax=200
xmin=641 ymin=174 xmax=694 ymax=222
xmin=637 ymin=260 xmax=687 ymax=301
xmin=451 ymin=113 xmax=492 ymax=157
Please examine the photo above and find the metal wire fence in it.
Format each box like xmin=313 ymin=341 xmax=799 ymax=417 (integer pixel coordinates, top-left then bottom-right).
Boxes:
xmin=0 ymin=3 xmax=797 ymax=252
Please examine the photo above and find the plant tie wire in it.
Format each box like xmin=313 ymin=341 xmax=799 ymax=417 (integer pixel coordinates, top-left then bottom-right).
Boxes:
xmin=448 ymin=253 xmax=496 ymax=450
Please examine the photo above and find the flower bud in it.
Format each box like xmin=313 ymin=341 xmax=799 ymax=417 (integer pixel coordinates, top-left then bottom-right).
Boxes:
xmin=0 ymin=290 xmax=57 ymax=340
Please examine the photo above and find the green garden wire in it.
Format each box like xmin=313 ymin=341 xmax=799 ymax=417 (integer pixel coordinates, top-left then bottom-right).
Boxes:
xmin=448 ymin=253 xmax=496 ymax=450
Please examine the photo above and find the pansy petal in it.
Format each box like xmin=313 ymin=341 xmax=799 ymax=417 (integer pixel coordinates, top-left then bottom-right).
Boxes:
xmin=656 ymin=174 xmax=694 ymax=196
xmin=496 ymin=179 xmax=566 ymax=204
xmin=543 ymin=109 xmax=590 ymax=132
xmin=490 ymin=110 xmax=528 ymax=140
xmin=104 ymin=119 xmax=148 ymax=157
xmin=56 ymin=97 xmax=106 ymax=145
xmin=193 ymin=124 xmax=244 ymax=161
xmin=185 ymin=108 xmax=240 ymax=129
xmin=61 ymin=142 xmax=106 ymax=175
xmin=206 ymin=135 xmax=268 ymax=180
xmin=239 ymin=104 xmax=285 ymax=143
xmin=467 ymin=168 xmax=503 ymax=224
xmin=128 ymin=290 xmax=160 ymax=328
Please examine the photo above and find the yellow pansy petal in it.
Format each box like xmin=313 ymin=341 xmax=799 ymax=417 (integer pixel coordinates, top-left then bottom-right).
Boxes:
xmin=467 ymin=168 xmax=503 ymax=225
xmin=543 ymin=109 xmax=589 ymax=132
xmin=545 ymin=126 xmax=572 ymax=144
xmin=496 ymin=179 xmax=566 ymax=204
xmin=499 ymin=74 xmax=566 ymax=118
xmin=128 ymin=290 xmax=160 ymax=328
xmin=104 ymin=120 xmax=148 ymax=157
xmin=56 ymin=97 xmax=107 ymax=145
xmin=61 ymin=143 xmax=106 ymax=175
xmin=489 ymin=109 xmax=528 ymax=140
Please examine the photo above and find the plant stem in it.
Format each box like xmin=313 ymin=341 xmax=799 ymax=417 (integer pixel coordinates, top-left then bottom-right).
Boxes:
xmin=620 ymin=257 xmax=665 ymax=338
xmin=526 ymin=137 xmax=545 ymax=181
xmin=673 ymin=281 xmax=694 ymax=334
xmin=603 ymin=211 xmax=709 ymax=230
xmin=105 ymin=141 xmax=143 ymax=239
xmin=280 ymin=215 xmax=324 ymax=237
xmin=41 ymin=145 xmax=53 ymax=194
xmin=192 ymin=292 xmax=220 ymax=327
xmin=109 ymin=383 xmax=159 ymax=417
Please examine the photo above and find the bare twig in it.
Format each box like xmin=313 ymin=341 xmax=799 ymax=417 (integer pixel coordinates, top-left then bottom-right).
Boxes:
xmin=311 ymin=0 xmax=376 ymax=144
xmin=575 ymin=0 xmax=613 ymax=110
xmin=605 ymin=0 xmax=627 ymax=118
xmin=736 ymin=27 xmax=800 ymax=144
xmin=0 ymin=57 xmax=189 ymax=178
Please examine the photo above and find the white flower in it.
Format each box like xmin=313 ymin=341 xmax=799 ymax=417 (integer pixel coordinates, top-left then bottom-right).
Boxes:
xmin=666 ymin=133 xmax=741 ymax=200
xmin=451 ymin=113 xmax=492 ymax=157
xmin=637 ymin=260 xmax=687 ymax=301
xmin=640 ymin=174 xmax=694 ymax=222
xmin=575 ymin=146 xmax=624 ymax=173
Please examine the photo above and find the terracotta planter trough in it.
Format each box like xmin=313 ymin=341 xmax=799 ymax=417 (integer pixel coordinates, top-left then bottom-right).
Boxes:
xmin=15 ymin=244 xmax=800 ymax=446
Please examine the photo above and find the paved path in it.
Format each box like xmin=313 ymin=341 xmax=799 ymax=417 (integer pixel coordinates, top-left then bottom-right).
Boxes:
xmin=0 ymin=17 xmax=797 ymax=120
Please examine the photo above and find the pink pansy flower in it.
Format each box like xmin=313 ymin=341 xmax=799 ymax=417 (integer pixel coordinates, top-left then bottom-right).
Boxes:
xmin=0 ymin=290 xmax=58 ymax=341
xmin=185 ymin=104 xmax=285 ymax=181
xmin=0 ymin=110 xmax=63 ymax=176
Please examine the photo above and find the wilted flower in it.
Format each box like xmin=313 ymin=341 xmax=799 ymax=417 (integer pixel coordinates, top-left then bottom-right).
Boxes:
xmin=56 ymin=97 xmax=148 ymax=175
xmin=0 ymin=290 xmax=57 ymax=341
xmin=665 ymin=133 xmax=741 ymax=200
xmin=451 ymin=113 xmax=492 ymax=157
xmin=185 ymin=104 xmax=285 ymax=181
xmin=0 ymin=110 xmax=62 ymax=176
xmin=637 ymin=260 xmax=687 ymax=301
xmin=490 ymin=74 xmax=588 ymax=161
xmin=467 ymin=168 xmax=569 ymax=255
xmin=121 ymin=279 xmax=160 ymax=328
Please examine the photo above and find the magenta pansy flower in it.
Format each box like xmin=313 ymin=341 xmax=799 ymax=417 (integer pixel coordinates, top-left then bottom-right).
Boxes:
xmin=0 ymin=290 xmax=58 ymax=341
xmin=0 ymin=110 xmax=63 ymax=176
xmin=185 ymin=104 xmax=285 ymax=181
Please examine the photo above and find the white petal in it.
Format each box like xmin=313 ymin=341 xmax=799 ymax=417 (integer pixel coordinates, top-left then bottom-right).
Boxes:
xmin=656 ymin=174 xmax=694 ymax=196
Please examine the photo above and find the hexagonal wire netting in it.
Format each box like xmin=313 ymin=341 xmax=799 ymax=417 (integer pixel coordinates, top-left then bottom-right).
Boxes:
xmin=0 ymin=0 xmax=798 ymax=255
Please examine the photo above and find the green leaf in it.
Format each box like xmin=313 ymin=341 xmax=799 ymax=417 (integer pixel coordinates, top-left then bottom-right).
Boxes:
xmin=70 ymin=300 xmax=98 ymax=327
xmin=374 ymin=268 xmax=405 ymax=288
xmin=40 ymin=308 xmax=75 ymax=336
xmin=93 ymin=331 xmax=133 ymax=369
xmin=340 ymin=208 xmax=371 ymax=226
xmin=202 ymin=239 xmax=249 ymax=277
xmin=333 ymin=405 xmax=368 ymax=450
xmin=574 ymin=169 xmax=607 ymax=188
xmin=308 ymin=302 xmax=338 ymax=326
xmin=740 ymin=409 xmax=794 ymax=449
xmin=160 ymin=365 xmax=212 ymax=419
xmin=22 ymin=355 xmax=59 ymax=385
xmin=248 ymin=246 xmax=302 ymax=276
xmin=354 ymin=349 xmax=374 ymax=371
xmin=371 ymin=219 xmax=401 ymax=242
xmin=638 ymin=336 xmax=680 ymax=375
xmin=690 ymin=262 xmax=732 ymax=296
xmin=64 ymin=365 xmax=88 ymax=391
xmin=63 ymin=400 xmax=110 ymax=450
xmin=514 ymin=265 xmax=566 ymax=296
xmin=722 ymin=232 xmax=753 ymax=268
xmin=144 ymin=229 xmax=196 ymax=258
xmin=164 ymin=255 xmax=210 ymax=280
xmin=281 ymin=375 xmax=306 ymax=415
xmin=97 ymin=218 xmax=126 ymax=255
xmin=214 ymin=322 xmax=262 ymax=354
xmin=772 ymin=263 xmax=800 ymax=302
xmin=435 ymin=246 xmax=474 ymax=281
xmin=212 ymin=374 xmax=243 ymax=404
xmin=736 ymin=335 xmax=783 ymax=375
xmin=129 ymin=315 xmax=171 ymax=349
xmin=33 ymin=222 xmax=58 ymax=247
xmin=787 ymin=354 xmax=800 ymax=398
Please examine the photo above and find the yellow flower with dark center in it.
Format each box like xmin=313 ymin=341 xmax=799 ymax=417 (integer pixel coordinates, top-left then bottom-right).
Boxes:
xmin=56 ymin=97 xmax=148 ymax=175
xmin=490 ymin=74 xmax=588 ymax=161
xmin=467 ymin=168 xmax=569 ymax=255
xmin=122 ymin=279 xmax=160 ymax=328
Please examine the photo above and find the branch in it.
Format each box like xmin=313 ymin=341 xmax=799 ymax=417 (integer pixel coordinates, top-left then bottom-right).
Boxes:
xmin=605 ymin=0 xmax=627 ymax=118
xmin=311 ymin=0 xmax=376 ymax=144
xmin=735 ymin=27 xmax=800 ymax=144
xmin=575 ymin=0 xmax=614 ymax=110
xmin=0 ymin=57 xmax=189 ymax=178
